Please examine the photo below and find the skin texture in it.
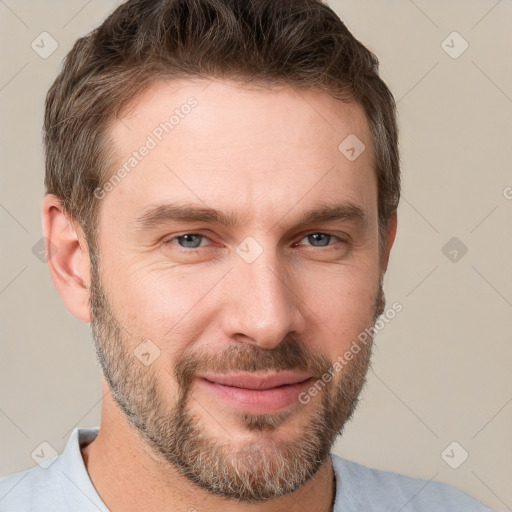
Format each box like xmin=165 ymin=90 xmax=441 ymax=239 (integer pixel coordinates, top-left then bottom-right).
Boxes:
xmin=42 ymin=79 xmax=397 ymax=512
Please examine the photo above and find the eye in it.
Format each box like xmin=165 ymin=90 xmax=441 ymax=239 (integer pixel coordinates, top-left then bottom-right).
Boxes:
xmin=296 ymin=232 xmax=346 ymax=248
xmin=163 ymin=232 xmax=347 ymax=252
xmin=164 ymin=233 xmax=211 ymax=249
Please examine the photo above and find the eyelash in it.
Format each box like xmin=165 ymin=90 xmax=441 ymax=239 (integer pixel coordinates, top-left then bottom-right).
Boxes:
xmin=162 ymin=232 xmax=348 ymax=251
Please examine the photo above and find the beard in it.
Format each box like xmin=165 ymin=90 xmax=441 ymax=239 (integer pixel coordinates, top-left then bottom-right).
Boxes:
xmin=89 ymin=255 xmax=385 ymax=502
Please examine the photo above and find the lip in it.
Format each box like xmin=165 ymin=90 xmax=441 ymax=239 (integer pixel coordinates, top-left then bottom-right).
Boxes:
xmin=199 ymin=371 xmax=312 ymax=389
xmin=197 ymin=371 xmax=313 ymax=414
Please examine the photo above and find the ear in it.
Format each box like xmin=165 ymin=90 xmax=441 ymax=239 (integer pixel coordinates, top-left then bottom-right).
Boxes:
xmin=42 ymin=194 xmax=91 ymax=322
xmin=380 ymin=209 xmax=397 ymax=274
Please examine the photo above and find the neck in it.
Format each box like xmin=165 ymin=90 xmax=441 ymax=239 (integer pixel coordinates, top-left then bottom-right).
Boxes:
xmin=81 ymin=381 xmax=336 ymax=512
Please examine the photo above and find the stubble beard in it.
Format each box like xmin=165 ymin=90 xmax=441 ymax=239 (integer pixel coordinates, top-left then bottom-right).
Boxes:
xmin=89 ymin=256 xmax=384 ymax=502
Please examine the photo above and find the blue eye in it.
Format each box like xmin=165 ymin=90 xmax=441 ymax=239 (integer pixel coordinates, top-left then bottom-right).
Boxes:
xmin=164 ymin=232 xmax=345 ymax=252
xmin=168 ymin=234 xmax=208 ymax=249
xmin=298 ymin=233 xmax=344 ymax=247
xmin=301 ymin=233 xmax=334 ymax=247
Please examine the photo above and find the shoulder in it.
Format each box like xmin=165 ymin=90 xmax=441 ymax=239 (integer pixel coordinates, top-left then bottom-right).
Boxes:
xmin=0 ymin=428 xmax=104 ymax=512
xmin=0 ymin=455 xmax=67 ymax=511
xmin=330 ymin=453 xmax=496 ymax=511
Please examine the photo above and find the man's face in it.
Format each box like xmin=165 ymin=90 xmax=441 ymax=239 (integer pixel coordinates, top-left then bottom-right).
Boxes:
xmin=89 ymin=79 xmax=388 ymax=501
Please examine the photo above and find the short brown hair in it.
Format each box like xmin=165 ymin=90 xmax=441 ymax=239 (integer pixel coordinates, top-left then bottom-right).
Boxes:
xmin=44 ymin=0 xmax=400 ymax=254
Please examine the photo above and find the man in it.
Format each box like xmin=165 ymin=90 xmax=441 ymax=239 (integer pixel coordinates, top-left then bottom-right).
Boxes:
xmin=0 ymin=0 xmax=496 ymax=510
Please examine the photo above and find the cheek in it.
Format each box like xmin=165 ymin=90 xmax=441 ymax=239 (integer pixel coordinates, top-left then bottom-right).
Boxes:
xmin=101 ymin=257 xmax=222 ymax=350
xmin=298 ymin=260 xmax=380 ymax=353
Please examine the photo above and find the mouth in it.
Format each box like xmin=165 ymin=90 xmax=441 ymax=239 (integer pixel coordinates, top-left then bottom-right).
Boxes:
xmin=196 ymin=371 xmax=314 ymax=414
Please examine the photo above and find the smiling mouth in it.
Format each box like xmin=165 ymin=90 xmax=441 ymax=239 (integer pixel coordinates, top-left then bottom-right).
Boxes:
xmin=196 ymin=371 xmax=314 ymax=414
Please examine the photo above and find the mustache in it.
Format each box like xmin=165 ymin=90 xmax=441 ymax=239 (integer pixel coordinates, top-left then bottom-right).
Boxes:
xmin=174 ymin=337 xmax=333 ymax=391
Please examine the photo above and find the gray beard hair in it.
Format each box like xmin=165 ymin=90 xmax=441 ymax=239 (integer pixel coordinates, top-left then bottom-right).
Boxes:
xmin=89 ymin=261 xmax=383 ymax=502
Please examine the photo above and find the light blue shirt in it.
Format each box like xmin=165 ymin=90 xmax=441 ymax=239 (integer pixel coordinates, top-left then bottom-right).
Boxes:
xmin=0 ymin=427 xmax=496 ymax=511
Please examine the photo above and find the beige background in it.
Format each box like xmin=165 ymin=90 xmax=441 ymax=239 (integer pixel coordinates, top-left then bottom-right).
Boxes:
xmin=1 ymin=0 xmax=511 ymax=509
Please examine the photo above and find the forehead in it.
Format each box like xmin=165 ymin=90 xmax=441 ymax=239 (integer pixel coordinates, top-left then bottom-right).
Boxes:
xmin=113 ymin=78 xmax=373 ymax=155
xmin=102 ymin=79 xmax=376 ymax=228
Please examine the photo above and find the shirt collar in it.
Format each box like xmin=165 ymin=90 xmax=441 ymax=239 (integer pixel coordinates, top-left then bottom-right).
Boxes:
xmin=59 ymin=427 xmax=109 ymax=511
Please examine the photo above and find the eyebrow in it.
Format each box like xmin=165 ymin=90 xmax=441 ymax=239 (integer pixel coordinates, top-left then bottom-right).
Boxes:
xmin=135 ymin=200 xmax=368 ymax=231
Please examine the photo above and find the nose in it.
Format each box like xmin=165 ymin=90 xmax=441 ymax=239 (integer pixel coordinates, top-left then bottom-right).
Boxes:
xmin=220 ymin=248 xmax=306 ymax=350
